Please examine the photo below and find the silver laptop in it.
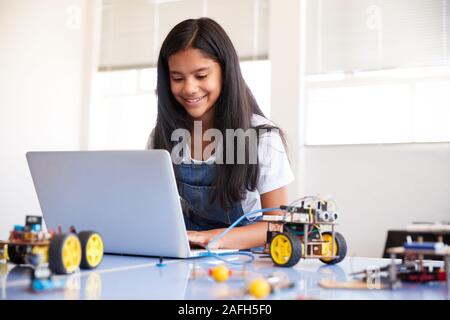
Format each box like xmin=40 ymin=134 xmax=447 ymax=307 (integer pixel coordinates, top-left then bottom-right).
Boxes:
xmin=26 ymin=150 xmax=233 ymax=258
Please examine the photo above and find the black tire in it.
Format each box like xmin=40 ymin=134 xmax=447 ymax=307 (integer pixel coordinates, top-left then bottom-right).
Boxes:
xmin=319 ymin=232 xmax=347 ymax=265
xmin=78 ymin=231 xmax=104 ymax=269
xmin=7 ymin=244 xmax=29 ymax=265
xmin=49 ymin=233 xmax=81 ymax=274
xmin=270 ymin=232 xmax=302 ymax=267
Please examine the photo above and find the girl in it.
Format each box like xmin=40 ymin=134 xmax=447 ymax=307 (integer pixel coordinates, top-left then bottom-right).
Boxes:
xmin=147 ymin=17 xmax=294 ymax=250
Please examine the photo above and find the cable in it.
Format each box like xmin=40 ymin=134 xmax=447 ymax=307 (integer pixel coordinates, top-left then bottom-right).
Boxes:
xmin=206 ymin=251 xmax=256 ymax=265
xmin=204 ymin=207 xmax=281 ymax=265
xmin=206 ymin=207 xmax=280 ymax=250
xmin=288 ymin=195 xmax=317 ymax=207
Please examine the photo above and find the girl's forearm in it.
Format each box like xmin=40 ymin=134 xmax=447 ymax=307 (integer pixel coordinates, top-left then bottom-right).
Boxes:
xmin=215 ymin=222 xmax=269 ymax=250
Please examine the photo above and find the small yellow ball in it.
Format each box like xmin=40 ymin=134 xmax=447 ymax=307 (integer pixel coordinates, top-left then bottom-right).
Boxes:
xmin=248 ymin=278 xmax=271 ymax=299
xmin=209 ymin=265 xmax=230 ymax=282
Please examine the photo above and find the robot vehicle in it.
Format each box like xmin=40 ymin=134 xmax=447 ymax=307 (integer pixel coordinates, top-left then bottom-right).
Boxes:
xmin=262 ymin=197 xmax=347 ymax=267
xmin=0 ymin=215 xmax=104 ymax=275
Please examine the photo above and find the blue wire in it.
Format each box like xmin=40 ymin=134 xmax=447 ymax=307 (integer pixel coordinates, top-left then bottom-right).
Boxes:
xmin=204 ymin=207 xmax=281 ymax=265
xmin=205 ymin=251 xmax=256 ymax=265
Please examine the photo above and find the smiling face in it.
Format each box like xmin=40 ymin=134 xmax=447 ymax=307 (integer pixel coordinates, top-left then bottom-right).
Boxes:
xmin=168 ymin=47 xmax=222 ymax=125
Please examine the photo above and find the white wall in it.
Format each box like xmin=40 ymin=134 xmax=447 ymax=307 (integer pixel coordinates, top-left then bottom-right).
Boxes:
xmin=268 ymin=0 xmax=303 ymax=202
xmin=0 ymin=0 xmax=99 ymax=239
xmin=304 ymin=143 xmax=450 ymax=257
xmin=269 ymin=0 xmax=450 ymax=257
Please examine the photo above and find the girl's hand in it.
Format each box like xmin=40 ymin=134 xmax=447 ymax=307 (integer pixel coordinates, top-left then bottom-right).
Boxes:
xmin=187 ymin=230 xmax=222 ymax=249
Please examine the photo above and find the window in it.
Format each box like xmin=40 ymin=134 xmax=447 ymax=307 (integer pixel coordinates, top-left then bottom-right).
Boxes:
xmin=304 ymin=0 xmax=450 ymax=145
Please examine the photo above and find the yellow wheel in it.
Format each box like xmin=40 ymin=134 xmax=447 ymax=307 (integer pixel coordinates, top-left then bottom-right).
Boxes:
xmin=78 ymin=231 xmax=104 ymax=269
xmin=49 ymin=233 xmax=82 ymax=274
xmin=7 ymin=244 xmax=28 ymax=265
xmin=269 ymin=232 xmax=302 ymax=267
xmin=1 ymin=244 xmax=9 ymax=261
xmin=31 ymin=246 xmax=49 ymax=265
xmin=247 ymin=278 xmax=271 ymax=299
xmin=319 ymin=232 xmax=347 ymax=265
xmin=0 ymin=261 xmax=8 ymax=276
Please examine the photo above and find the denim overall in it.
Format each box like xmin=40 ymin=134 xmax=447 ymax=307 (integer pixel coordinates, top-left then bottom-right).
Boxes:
xmin=175 ymin=162 xmax=249 ymax=231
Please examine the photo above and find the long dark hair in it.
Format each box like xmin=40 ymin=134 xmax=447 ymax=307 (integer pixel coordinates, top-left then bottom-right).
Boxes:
xmin=154 ymin=17 xmax=286 ymax=210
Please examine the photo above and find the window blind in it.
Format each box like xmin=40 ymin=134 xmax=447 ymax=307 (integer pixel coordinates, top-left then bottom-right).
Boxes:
xmin=99 ymin=0 xmax=269 ymax=70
